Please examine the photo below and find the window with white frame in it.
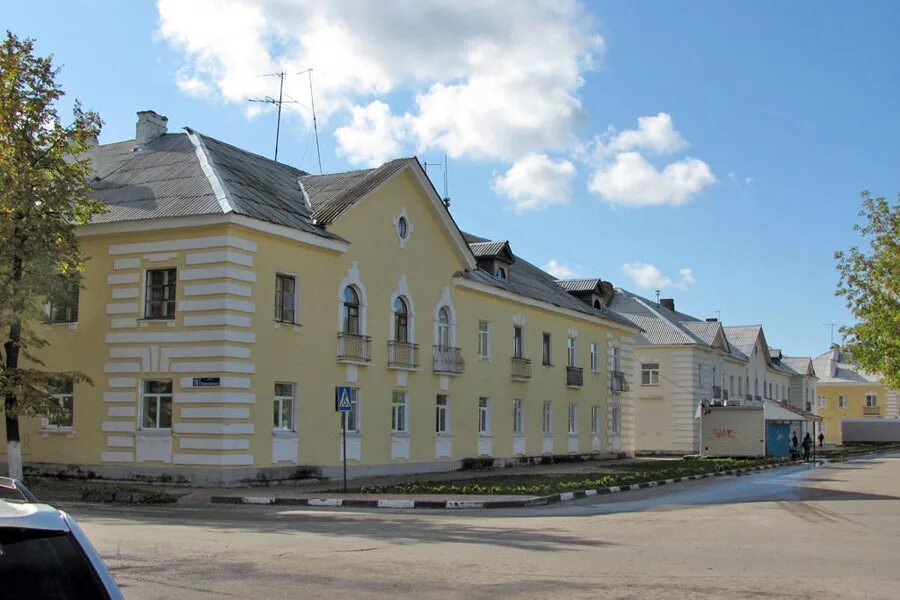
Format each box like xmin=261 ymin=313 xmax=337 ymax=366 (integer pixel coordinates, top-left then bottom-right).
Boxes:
xmin=393 ymin=297 xmax=410 ymax=342
xmin=274 ymin=274 xmax=297 ymax=323
xmin=513 ymin=325 xmax=524 ymax=359
xmin=612 ymin=346 xmax=621 ymax=372
xmin=866 ymin=393 xmax=877 ymax=407
xmin=341 ymin=388 xmax=360 ymax=433
xmin=542 ymin=332 xmax=552 ymax=365
xmin=435 ymin=394 xmax=449 ymax=433
xmin=542 ymin=401 xmax=552 ymax=434
xmin=437 ymin=306 xmax=452 ymax=348
xmin=568 ymin=402 xmax=577 ymax=434
xmin=641 ymin=363 xmax=659 ymax=386
xmin=273 ymin=383 xmax=295 ymax=431
xmin=513 ymin=399 xmax=524 ymax=435
xmin=342 ymin=286 xmax=361 ymax=334
xmin=590 ymin=342 xmax=599 ymax=372
xmin=611 ymin=405 xmax=621 ymax=435
xmin=738 ymin=377 xmax=743 ymax=396
xmin=49 ymin=278 xmax=79 ymax=324
xmin=477 ymin=320 xmax=490 ymax=357
xmin=567 ymin=337 xmax=576 ymax=367
xmin=144 ymin=268 xmax=177 ymax=319
xmin=44 ymin=379 xmax=74 ymax=429
xmin=591 ymin=405 xmax=601 ymax=435
xmin=478 ymin=397 xmax=491 ymax=434
xmin=141 ymin=380 xmax=172 ymax=429
xmin=729 ymin=375 xmax=735 ymax=396
xmin=839 ymin=395 xmax=847 ymax=409
xmin=392 ymin=391 xmax=408 ymax=432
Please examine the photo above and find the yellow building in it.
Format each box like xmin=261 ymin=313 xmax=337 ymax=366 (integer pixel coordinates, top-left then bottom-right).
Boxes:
xmin=813 ymin=347 xmax=899 ymax=443
xmin=0 ymin=111 xmax=639 ymax=484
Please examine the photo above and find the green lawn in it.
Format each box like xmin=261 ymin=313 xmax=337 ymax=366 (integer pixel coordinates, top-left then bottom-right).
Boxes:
xmin=354 ymin=457 xmax=787 ymax=496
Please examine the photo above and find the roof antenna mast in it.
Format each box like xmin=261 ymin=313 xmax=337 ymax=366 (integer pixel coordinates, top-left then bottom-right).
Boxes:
xmin=247 ymin=71 xmax=298 ymax=163
xmin=297 ymin=68 xmax=323 ymax=174
xmin=423 ymin=154 xmax=451 ymax=208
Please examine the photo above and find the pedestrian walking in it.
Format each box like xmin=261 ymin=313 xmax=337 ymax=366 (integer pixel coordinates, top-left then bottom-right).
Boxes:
xmin=802 ymin=433 xmax=812 ymax=461
xmin=792 ymin=432 xmax=799 ymax=449
xmin=818 ymin=432 xmax=824 ymax=447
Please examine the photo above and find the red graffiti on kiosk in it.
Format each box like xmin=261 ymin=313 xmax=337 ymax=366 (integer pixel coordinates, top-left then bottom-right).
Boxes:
xmin=713 ymin=428 xmax=736 ymax=439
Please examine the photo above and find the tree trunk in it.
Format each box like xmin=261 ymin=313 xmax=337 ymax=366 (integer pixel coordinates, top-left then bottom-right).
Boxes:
xmin=4 ymin=246 xmax=24 ymax=480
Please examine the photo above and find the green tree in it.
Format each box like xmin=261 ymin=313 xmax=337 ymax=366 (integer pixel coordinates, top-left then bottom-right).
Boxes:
xmin=835 ymin=191 xmax=900 ymax=391
xmin=0 ymin=32 xmax=103 ymax=479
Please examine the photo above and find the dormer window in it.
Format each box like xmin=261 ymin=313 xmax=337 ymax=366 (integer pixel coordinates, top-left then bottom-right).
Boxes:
xmin=496 ymin=266 xmax=507 ymax=280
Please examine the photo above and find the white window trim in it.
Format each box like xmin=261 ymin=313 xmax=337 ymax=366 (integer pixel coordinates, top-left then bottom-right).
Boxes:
xmin=436 ymin=395 xmax=450 ymax=434
xmin=141 ymin=267 xmax=178 ymax=321
xmin=641 ymin=363 xmax=660 ymax=386
xmin=568 ymin=402 xmax=578 ymax=435
xmin=392 ymin=207 xmax=414 ymax=248
xmin=42 ymin=384 xmax=74 ymax=431
xmin=478 ymin=320 xmax=491 ymax=359
xmin=273 ymin=382 xmax=296 ymax=432
xmin=478 ymin=397 xmax=492 ymax=435
xmin=337 ymin=261 xmax=368 ymax=335
xmin=591 ymin=405 xmax=601 ymax=436
xmin=433 ymin=286 xmax=458 ymax=348
xmin=388 ymin=274 xmax=415 ymax=343
xmin=513 ymin=399 xmax=524 ymax=436
xmin=590 ymin=342 xmax=599 ymax=373
xmin=542 ymin=401 xmax=553 ymax=436
xmin=140 ymin=380 xmax=173 ymax=431
xmin=392 ymin=391 xmax=409 ymax=433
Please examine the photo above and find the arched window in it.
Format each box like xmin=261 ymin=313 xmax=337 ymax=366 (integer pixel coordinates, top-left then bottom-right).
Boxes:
xmin=343 ymin=286 xmax=360 ymax=334
xmin=593 ymin=299 xmax=601 ymax=309
xmin=393 ymin=297 xmax=409 ymax=342
xmin=437 ymin=306 xmax=451 ymax=348
xmin=496 ymin=266 xmax=507 ymax=280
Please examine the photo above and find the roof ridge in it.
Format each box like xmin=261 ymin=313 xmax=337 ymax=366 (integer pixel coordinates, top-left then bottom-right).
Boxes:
xmin=186 ymin=128 xmax=232 ymax=214
xmin=632 ymin=296 xmax=702 ymax=345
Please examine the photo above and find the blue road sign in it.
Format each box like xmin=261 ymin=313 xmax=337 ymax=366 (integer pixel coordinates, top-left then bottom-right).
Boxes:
xmin=335 ymin=386 xmax=353 ymax=412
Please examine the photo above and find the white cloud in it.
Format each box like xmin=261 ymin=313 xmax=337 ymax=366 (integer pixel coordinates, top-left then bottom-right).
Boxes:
xmin=491 ymin=154 xmax=576 ymax=213
xmin=157 ymin=0 xmax=601 ymax=164
xmin=588 ymin=152 xmax=715 ymax=206
xmin=334 ymin=101 xmax=406 ymax=167
xmin=607 ymin=113 xmax=687 ymax=155
xmin=621 ymin=262 xmax=695 ymax=290
xmin=543 ymin=259 xmax=581 ymax=280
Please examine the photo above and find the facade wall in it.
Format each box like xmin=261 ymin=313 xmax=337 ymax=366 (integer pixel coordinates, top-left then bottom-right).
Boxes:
xmin=816 ymin=383 xmax=889 ymax=443
xmin=3 ymin=169 xmax=636 ymax=482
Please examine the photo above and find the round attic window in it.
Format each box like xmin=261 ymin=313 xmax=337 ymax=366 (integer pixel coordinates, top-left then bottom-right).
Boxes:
xmin=397 ymin=216 xmax=409 ymax=240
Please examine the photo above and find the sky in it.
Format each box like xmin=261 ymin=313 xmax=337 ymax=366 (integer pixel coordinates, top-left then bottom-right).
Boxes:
xmin=6 ymin=0 xmax=899 ymax=358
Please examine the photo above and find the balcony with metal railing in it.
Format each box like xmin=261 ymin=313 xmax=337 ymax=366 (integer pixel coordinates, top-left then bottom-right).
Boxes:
xmin=433 ymin=345 xmax=464 ymax=375
xmin=511 ymin=357 xmax=531 ymax=380
xmin=863 ymin=406 xmax=880 ymax=416
xmin=337 ymin=332 xmax=371 ymax=363
xmin=566 ymin=366 xmax=583 ymax=388
xmin=609 ymin=370 xmax=628 ymax=393
xmin=387 ymin=341 xmax=418 ymax=370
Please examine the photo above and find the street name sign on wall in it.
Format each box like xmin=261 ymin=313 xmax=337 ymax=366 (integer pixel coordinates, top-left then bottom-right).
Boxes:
xmin=335 ymin=386 xmax=353 ymax=412
xmin=192 ymin=377 xmax=221 ymax=387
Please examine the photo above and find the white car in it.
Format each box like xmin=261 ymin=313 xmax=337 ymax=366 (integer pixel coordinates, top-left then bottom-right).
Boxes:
xmin=0 ymin=477 xmax=124 ymax=600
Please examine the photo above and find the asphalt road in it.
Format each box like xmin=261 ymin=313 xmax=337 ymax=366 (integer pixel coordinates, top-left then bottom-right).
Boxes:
xmin=68 ymin=453 xmax=900 ymax=599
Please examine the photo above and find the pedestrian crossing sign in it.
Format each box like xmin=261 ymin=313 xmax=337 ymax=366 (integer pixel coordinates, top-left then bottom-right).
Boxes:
xmin=335 ymin=386 xmax=353 ymax=412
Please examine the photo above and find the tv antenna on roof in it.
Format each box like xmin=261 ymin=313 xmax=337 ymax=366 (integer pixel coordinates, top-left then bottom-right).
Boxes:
xmin=297 ymin=68 xmax=323 ymax=174
xmin=824 ymin=322 xmax=839 ymax=346
xmin=423 ymin=154 xmax=451 ymax=208
xmin=247 ymin=71 xmax=298 ymax=163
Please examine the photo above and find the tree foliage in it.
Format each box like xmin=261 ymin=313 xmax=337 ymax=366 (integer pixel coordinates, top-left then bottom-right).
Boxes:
xmin=835 ymin=191 xmax=900 ymax=390
xmin=0 ymin=31 xmax=104 ymax=423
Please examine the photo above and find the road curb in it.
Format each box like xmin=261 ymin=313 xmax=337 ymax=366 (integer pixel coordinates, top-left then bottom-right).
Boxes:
xmin=209 ymin=460 xmax=803 ymax=510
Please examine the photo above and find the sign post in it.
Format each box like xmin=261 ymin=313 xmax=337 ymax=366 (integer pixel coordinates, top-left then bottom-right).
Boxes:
xmin=335 ymin=386 xmax=353 ymax=492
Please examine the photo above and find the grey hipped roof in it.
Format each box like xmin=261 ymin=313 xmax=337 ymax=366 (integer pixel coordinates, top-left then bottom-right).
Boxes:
xmin=722 ymin=325 xmax=764 ymax=358
xmin=782 ymin=356 xmax=815 ymax=377
xmin=301 ymin=158 xmax=414 ymax=225
xmin=85 ymin=129 xmax=341 ymax=241
xmin=458 ymin=234 xmax=638 ymax=331
xmin=813 ymin=347 xmax=882 ymax=384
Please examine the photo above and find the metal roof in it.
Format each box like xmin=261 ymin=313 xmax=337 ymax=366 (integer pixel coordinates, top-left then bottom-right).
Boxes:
xmin=556 ymin=278 xmax=602 ymax=293
xmin=459 ymin=233 xmax=638 ymax=330
xmin=813 ymin=348 xmax=883 ymax=384
xmin=302 ymin=158 xmax=413 ymax=224
xmin=608 ymin=289 xmax=705 ymax=346
xmin=782 ymin=356 xmax=815 ymax=377
xmin=722 ymin=325 xmax=764 ymax=357
xmin=470 ymin=240 xmax=512 ymax=259
xmin=84 ymin=131 xmax=340 ymax=240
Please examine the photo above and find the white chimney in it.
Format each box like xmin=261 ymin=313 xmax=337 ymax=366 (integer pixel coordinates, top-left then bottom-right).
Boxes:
xmin=135 ymin=110 xmax=168 ymax=149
